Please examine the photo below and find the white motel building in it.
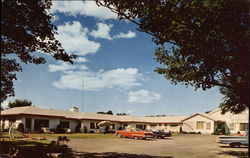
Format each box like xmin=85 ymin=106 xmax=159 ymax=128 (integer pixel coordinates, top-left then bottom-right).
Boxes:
xmin=0 ymin=106 xmax=248 ymax=134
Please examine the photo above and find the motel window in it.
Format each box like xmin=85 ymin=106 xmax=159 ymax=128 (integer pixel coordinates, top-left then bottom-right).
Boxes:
xmin=159 ymin=124 xmax=162 ymax=126
xmin=229 ymin=123 xmax=235 ymax=130
xmin=123 ymin=124 xmax=128 ymax=129
xmin=169 ymin=124 xmax=178 ymax=127
xmin=196 ymin=121 xmax=204 ymax=130
xmin=9 ymin=119 xmax=16 ymax=126
xmin=90 ymin=122 xmax=95 ymax=129
xmin=165 ymin=124 xmax=168 ymax=126
xmin=240 ymin=123 xmax=249 ymax=131
xmin=34 ymin=119 xmax=49 ymax=131
xmin=110 ymin=124 xmax=115 ymax=129
xmin=25 ymin=118 xmax=32 ymax=129
xmin=150 ymin=124 xmax=157 ymax=126
xmin=206 ymin=122 xmax=211 ymax=130
xmin=60 ymin=121 xmax=70 ymax=128
xmin=136 ymin=124 xmax=143 ymax=129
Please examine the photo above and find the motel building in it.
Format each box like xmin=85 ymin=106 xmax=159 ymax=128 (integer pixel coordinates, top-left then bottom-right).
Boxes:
xmin=0 ymin=106 xmax=248 ymax=134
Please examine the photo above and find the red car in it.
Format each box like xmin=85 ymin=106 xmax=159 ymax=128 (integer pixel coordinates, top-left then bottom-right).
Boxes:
xmin=115 ymin=128 xmax=153 ymax=139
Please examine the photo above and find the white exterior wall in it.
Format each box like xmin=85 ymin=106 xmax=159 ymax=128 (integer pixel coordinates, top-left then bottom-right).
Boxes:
xmin=208 ymin=109 xmax=249 ymax=134
xmin=182 ymin=115 xmax=214 ymax=134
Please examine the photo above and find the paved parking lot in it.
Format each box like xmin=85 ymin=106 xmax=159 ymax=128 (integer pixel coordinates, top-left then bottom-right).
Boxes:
xmin=69 ymin=134 xmax=248 ymax=158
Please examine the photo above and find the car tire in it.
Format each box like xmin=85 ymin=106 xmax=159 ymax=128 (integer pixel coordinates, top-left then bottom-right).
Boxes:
xmin=134 ymin=136 xmax=139 ymax=140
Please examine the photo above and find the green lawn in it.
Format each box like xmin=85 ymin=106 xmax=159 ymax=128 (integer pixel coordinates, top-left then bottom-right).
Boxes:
xmin=1 ymin=132 xmax=116 ymax=140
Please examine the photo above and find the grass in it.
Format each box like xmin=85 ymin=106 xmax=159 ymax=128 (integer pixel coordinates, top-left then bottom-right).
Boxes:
xmin=1 ymin=132 xmax=116 ymax=140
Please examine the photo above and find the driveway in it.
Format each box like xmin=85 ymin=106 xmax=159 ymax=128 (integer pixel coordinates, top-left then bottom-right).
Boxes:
xmin=68 ymin=134 xmax=248 ymax=158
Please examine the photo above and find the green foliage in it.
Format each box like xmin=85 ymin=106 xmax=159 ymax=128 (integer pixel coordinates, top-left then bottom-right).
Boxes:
xmin=1 ymin=0 xmax=76 ymax=103
xmin=83 ymin=126 xmax=88 ymax=133
xmin=7 ymin=99 xmax=32 ymax=109
xmin=117 ymin=113 xmax=128 ymax=115
xmin=97 ymin=110 xmax=113 ymax=115
xmin=96 ymin=0 xmax=249 ymax=114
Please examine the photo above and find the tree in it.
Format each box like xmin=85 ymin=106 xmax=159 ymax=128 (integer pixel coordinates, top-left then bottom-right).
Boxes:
xmin=97 ymin=110 xmax=113 ymax=115
xmin=1 ymin=0 xmax=76 ymax=103
xmin=96 ymin=0 xmax=249 ymax=114
xmin=117 ymin=113 xmax=128 ymax=115
xmin=7 ymin=99 xmax=32 ymax=108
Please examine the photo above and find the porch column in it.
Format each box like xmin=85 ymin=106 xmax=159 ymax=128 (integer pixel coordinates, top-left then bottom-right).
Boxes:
xmin=31 ymin=118 xmax=34 ymax=132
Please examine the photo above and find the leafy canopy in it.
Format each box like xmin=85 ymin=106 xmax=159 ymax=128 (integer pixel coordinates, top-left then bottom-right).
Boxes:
xmin=1 ymin=0 xmax=76 ymax=103
xmin=96 ymin=0 xmax=249 ymax=114
xmin=7 ymin=99 xmax=32 ymax=109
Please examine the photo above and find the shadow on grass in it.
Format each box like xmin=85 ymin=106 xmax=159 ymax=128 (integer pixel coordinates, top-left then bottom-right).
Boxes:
xmin=0 ymin=140 xmax=74 ymax=158
xmin=76 ymin=152 xmax=174 ymax=158
xmin=218 ymin=150 xmax=248 ymax=158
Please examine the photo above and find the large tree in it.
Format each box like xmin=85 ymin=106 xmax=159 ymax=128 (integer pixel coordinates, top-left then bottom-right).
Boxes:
xmin=1 ymin=0 xmax=76 ymax=103
xmin=96 ymin=0 xmax=249 ymax=114
xmin=7 ymin=99 xmax=32 ymax=109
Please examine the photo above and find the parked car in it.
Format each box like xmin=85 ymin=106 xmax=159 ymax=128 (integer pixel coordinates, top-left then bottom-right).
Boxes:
xmin=146 ymin=129 xmax=171 ymax=138
xmin=115 ymin=128 xmax=153 ymax=140
xmin=217 ymin=131 xmax=248 ymax=147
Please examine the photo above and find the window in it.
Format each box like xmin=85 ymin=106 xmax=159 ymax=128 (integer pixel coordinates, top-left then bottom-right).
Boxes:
xmin=60 ymin=121 xmax=69 ymax=128
xmin=240 ymin=123 xmax=249 ymax=131
xmin=165 ymin=124 xmax=168 ymax=126
xmin=9 ymin=119 xmax=16 ymax=126
xmin=206 ymin=122 xmax=211 ymax=130
xmin=136 ymin=124 xmax=143 ymax=129
xmin=159 ymin=124 xmax=162 ymax=126
xmin=34 ymin=119 xmax=49 ymax=131
xmin=229 ymin=123 xmax=235 ymax=130
xmin=196 ymin=121 xmax=204 ymax=130
xmin=110 ymin=124 xmax=115 ymax=129
xmin=169 ymin=124 xmax=178 ymax=127
xmin=25 ymin=118 xmax=32 ymax=129
xmin=90 ymin=122 xmax=95 ymax=129
xmin=123 ymin=124 xmax=128 ymax=129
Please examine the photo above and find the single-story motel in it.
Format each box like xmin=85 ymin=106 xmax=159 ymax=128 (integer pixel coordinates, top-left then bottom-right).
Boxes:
xmin=0 ymin=106 xmax=248 ymax=134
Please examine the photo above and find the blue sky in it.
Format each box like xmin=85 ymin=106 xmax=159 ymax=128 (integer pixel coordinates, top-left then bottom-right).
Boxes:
xmin=2 ymin=1 xmax=223 ymax=116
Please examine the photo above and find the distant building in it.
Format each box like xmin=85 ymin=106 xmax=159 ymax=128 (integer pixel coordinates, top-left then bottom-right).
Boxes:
xmin=0 ymin=106 xmax=248 ymax=134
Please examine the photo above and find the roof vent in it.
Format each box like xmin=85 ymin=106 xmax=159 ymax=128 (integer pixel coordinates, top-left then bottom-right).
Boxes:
xmin=69 ymin=107 xmax=79 ymax=112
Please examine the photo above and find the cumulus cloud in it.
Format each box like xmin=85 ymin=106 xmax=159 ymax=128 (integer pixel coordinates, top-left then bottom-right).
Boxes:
xmin=56 ymin=21 xmax=100 ymax=56
xmin=90 ymin=23 xmax=113 ymax=40
xmin=1 ymin=100 xmax=10 ymax=109
xmin=128 ymin=89 xmax=161 ymax=103
xmin=52 ymin=68 xmax=142 ymax=91
xmin=48 ymin=63 xmax=88 ymax=72
xmin=90 ymin=23 xmax=136 ymax=40
xmin=113 ymin=31 xmax=136 ymax=39
xmin=73 ymin=57 xmax=88 ymax=63
xmin=51 ymin=1 xmax=117 ymax=20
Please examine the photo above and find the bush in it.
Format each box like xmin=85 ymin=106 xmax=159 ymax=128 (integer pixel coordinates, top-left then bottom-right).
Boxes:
xmin=17 ymin=123 xmax=24 ymax=133
xmin=83 ymin=126 xmax=88 ymax=133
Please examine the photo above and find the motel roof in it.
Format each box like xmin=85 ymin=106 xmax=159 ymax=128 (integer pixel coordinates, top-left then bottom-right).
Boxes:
xmin=0 ymin=106 xmax=187 ymax=123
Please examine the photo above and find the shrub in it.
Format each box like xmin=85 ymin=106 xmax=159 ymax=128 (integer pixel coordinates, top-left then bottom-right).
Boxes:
xmin=17 ymin=123 xmax=24 ymax=133
xmin=83 ymin=126 xmax=88 ymax=133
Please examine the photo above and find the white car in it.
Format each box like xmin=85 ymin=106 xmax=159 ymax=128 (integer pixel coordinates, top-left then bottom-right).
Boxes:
xmin=217 ymin=132 xmax=248 ymax=147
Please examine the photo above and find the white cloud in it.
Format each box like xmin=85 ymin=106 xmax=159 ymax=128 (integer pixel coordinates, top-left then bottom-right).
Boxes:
xmin=74 ymin=57 xmax=88 ymax=63
xmin=52 ymin=68 xmax=142 ymax=91
xmin=56 ymin=21 xmax=100 ymax=56
xmin=90 ymin=23 xmax=136 ymax=40
xmin=90 ymin=23 xmax=113 ymax=40
xmin=128 ymin=89 xmax=161 ymax=103
xmin=1 ymin=100 xmax=9 ymax=109
xmin=51 ymin=1 xmax=117 ymax=20
xmin=113 ymin=31 xmax=136 ymax=39
xmin=48 ymin=63 xmax=88 ymax=72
